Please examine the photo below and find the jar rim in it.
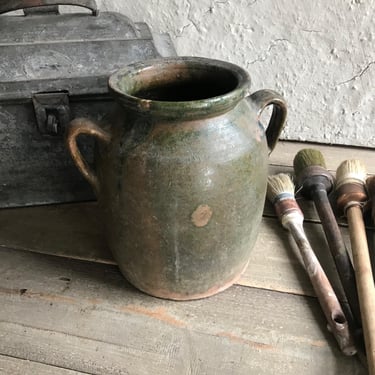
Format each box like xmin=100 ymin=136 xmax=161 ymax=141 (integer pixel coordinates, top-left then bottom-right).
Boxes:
xmin=108 ymin=56 xmax=251 ymax=119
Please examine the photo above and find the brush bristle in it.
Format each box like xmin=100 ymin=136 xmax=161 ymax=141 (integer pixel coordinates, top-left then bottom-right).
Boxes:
xmin=293 ymin=148 xmax=327 ymax=178
xmin=267 ymin=173 xmax=295 ymax=202
xmin=336 ymin=159 xmax=367 ymax=188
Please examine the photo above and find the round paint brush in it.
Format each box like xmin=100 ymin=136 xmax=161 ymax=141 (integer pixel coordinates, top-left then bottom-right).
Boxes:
xmin=336 ymin=160 xmax=375 ymax=372
xmin=267 ymin=173 xmax=356 ymax=356
xmin=293 ymin=149 xmax=361 ymax=326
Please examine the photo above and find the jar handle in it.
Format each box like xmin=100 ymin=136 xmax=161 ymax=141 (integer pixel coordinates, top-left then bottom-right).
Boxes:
xmin=248 ymin=89 xmax=287 ymax=153
xmin=66 ymin=118 xmax=111 ymax=195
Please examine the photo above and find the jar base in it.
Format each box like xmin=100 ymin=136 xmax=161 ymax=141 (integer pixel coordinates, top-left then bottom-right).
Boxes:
xmin=127 ymin=259 xmax=250 ymax=301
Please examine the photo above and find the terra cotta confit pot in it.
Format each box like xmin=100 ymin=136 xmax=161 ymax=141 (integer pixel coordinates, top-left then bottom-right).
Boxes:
xmin=66 ymin=57 xmax=287 ymax=300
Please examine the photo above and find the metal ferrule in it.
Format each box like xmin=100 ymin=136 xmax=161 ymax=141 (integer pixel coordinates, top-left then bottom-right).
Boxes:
xmin=336 ymin=182 xmax=368 ymax=215
xmin=297 ymin=166 xmax=334 ymax=199
xmin=274 ymin=197 xmax=303 ymax=228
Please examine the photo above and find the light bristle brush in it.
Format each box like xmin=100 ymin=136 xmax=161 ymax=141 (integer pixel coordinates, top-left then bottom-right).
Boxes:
xmin=335 ymin=160 xmax=375 ymax=373
xmin=267 ymin=173 xmax=356 ymax=356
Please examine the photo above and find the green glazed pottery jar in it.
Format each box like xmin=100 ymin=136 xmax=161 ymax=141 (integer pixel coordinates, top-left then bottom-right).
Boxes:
xmin=66 ymin=56 xmax=287 ymax=300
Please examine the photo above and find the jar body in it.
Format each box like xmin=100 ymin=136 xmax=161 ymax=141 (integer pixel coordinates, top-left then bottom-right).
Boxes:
xmin=96 ymin=99 xmax=268 ymax=300
xmin=66 ymin=57 xmax=286 ymax=300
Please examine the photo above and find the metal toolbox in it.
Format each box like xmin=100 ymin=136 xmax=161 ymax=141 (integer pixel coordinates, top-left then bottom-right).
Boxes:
xmin=0 ymin=0 xmax=176 ymax=207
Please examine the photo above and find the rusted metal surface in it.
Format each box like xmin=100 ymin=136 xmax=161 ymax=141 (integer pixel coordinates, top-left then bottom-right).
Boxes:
xmin=0 ymin=4 xmax=176 ymax=207
xmin=336 ymin=183 xmax=368 ymax=215
xmin=32 ymin=92 xmax=71 ymax=136
xmin=66 ymin=57 xmax=287 ymax=299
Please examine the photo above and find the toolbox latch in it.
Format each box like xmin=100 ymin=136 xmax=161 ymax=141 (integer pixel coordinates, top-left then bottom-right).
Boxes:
xmin=32 ymin=92 xmax=71 ymax=137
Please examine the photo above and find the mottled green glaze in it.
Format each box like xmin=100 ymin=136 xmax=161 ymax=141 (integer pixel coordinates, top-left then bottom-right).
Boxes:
xmin=70 ymin=57 xmax=287 ymax=300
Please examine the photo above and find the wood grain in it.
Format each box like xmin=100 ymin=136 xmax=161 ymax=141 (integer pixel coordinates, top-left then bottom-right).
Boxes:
xmin=347 ymin=206 xmax=375 ymax=374
xmin=0 ymin=202 xmax=110 ymax=263
xmin=0 ymin=202 xmax=352 ymax=299
xmin=0 ymin=355 xmax=85 ymax=375
xmin=270 ymin=141 xmax=375 ymax=173
xmin=0 ymin=247 xmax=365 ymax=375
xmin=2 ymin=141 xmax=373 ymax=264
xmin=0 ymin=141 xmax=370 ymax=374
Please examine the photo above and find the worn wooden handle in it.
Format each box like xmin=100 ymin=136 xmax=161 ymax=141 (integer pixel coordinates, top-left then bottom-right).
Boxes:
xmin=287 ymin=219 xmax=356 ymax=356
xmin=66 ymin=118 xmax=111 ymax=195
xmin=312 ymin=189 xmax=361 ymax=326
xmin=347 ymin=206 xmax=375 ymax=374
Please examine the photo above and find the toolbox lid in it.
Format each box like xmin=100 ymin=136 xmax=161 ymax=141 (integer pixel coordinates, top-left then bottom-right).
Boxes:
xmin=0 ymin=8 xmax=175 ymax=101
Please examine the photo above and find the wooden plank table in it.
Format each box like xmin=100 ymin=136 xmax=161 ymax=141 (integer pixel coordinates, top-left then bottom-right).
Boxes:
xmin=0 ymin=141 xmax=373 ymax=374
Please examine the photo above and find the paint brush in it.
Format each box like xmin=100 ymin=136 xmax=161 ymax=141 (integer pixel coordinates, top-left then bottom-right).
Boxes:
xmin=293 ymin=149 xmax=361 ymax=326
xmin=336 ymin=160 xmax=375 ymax=373
xmin=267 ymin=173 xmax=356 ymax=356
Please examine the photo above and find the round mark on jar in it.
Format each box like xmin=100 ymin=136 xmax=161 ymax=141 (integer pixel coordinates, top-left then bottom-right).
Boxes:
xmin=191 ymin=204 xmax=213 ymax=227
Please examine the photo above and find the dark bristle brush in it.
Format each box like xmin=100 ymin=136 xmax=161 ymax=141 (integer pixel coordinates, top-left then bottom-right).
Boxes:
xmin=293 ymin=149 xmax=361 ymax=327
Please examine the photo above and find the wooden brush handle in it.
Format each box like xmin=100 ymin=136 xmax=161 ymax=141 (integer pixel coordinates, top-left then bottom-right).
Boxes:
xmin=287 ymin=220 xmax=356 ymax=356
xmin=312 ymin=188 xmax=361 ymax=326
xmin=347 ymin=206 xmax=375 ymax=374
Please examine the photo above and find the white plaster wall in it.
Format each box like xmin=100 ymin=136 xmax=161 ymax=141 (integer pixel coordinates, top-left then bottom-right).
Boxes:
xmin=94 ymin=1 xmax=373 ymax=147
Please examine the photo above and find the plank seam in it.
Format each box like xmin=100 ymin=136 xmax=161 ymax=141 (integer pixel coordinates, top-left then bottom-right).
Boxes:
xmin=0 ymin=352 xmax=90 ymax=374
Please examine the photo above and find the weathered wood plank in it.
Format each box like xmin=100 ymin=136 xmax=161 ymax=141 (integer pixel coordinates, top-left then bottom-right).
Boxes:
xmin=0 ymin=192 xmax=351 ymax=258
xmin=0 ymin=247 xmax=365 ymax=375
xmin=0 ymin=141 xmax=373 ymax=299
xmin=270 ymin=141 xmax=375 ymax=173
xmin=0 ymin=202 xmax=111 ymax=263
xmin=0 ymin=200 xmax=353 ymax=298
xmin=0 ymin=355 xmax=85 ymax=375
xmin=244 ymin=217 xmax=350 ymax=299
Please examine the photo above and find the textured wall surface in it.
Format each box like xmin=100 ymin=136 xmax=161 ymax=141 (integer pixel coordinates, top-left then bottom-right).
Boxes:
xmin=89 ymin=1 xmax=373 ymax=147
